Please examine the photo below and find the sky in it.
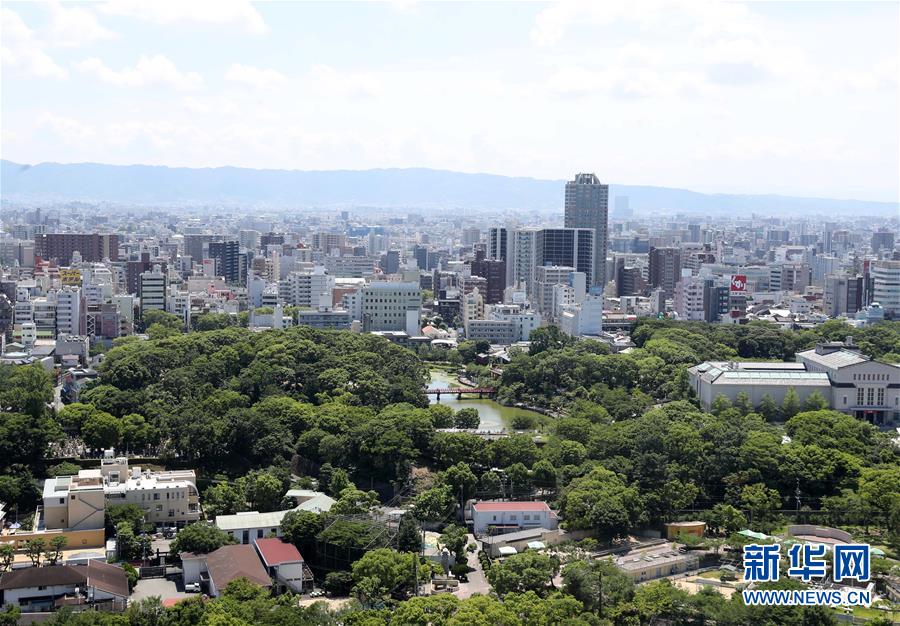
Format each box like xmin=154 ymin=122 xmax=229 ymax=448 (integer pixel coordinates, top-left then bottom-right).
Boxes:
xmin=1 ymin=1 xmax=898 ymax=202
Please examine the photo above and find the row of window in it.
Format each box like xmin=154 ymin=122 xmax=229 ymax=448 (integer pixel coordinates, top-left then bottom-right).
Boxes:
xmin=856 ymin=387 xmax=886 ymax=406
xmin=853 ymin=373 xmax=891 ymax=381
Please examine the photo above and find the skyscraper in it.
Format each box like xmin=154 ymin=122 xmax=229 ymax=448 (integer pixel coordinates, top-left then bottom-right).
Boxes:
xmin=564 ymin=173 xmax=609 ymax=287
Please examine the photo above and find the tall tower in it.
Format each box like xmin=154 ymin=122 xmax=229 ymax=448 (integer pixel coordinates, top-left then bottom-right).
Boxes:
xmin=564 ymin=173 xmax=609 ymax=288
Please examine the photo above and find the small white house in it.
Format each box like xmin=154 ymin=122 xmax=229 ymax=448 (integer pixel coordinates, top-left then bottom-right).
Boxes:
xmin=253 ymin=538 xmax=313 ymax=594
xmin=469 ymin=501 xmax=558 ymax=535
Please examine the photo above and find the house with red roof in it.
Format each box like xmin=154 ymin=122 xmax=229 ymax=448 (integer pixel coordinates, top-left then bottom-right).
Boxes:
xmin=253 ymin=538 xmax=314 ymax=594
xmin=469 ymin=500 xmax=558 ymax=535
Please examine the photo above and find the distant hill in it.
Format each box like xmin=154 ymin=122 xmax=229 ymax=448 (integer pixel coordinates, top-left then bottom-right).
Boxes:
xmin=1 ymin=159 xmax=896 ymax=215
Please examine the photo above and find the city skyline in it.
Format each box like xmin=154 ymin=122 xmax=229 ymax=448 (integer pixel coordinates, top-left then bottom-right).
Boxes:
xmin=2 ymin=1 xmax=898 ymax=202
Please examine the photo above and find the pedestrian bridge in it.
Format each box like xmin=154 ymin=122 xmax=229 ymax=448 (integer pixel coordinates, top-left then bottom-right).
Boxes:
xmin=425 ymin=387 xmax=497 ymax=399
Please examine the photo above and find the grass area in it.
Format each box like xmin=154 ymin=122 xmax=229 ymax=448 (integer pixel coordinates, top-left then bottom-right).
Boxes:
xmin=698 ymin=570 xmax=727 ymax=579
xmin=850 ymin=606 xmax=898 ymax=622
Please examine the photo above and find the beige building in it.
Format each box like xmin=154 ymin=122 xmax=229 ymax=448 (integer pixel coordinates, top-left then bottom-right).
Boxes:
xmin=42 ymin=452 xmax=200 ymax=531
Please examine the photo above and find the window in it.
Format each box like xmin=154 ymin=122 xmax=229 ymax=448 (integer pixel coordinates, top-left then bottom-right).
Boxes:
xmin=153 ymin=493 xmax=160 ymax=500
xmin=510 ymin=514 xmax=517 ymax=521
xmin=257 ymin=529 xmax=264 ymax=538
xmin=843 ymin=396 xmax=847 ymax=405
xmin=877 ymin=388 xmax=885 ymax=406
xmin=59 ymin=498 xmax=64 ymax=504
xmin=523 ymin=514 xmax=531 ymax=521
xmin=168 ymin=510 xmax=174 ymax=517
xmin=857 ymin=388 xmax=865 ymax=405
xmin=867 ymin=388 xmax=875 ymax=406
xmin=156 ymin=505 xmax=162 ymax=512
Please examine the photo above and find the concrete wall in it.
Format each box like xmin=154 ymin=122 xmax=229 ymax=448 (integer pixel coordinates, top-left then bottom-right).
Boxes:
xmin=0 ymin=528 xmax=105 ymax=551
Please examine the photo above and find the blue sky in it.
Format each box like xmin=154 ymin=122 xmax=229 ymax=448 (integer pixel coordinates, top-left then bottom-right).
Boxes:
xmin=2 ymin=1 xmax=898 ymax=201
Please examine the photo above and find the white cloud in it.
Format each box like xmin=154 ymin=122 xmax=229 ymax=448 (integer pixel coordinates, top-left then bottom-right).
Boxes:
xmin=100 ymin=0 xmax=268 ymax=35
xmin=46 ymin=2 xmax=117 ymax=47
xmin=224 ymin=63 xmax=287 ymax=90
xmin=308 ymin=64 xmax=382 ymax=98
xmin=1 ymin=8 xmax=67 ymax=78
xmin=73 ymin=54 xmax=203 ymax=90
xmin=36 ymin=113 xmax=95 ymax=142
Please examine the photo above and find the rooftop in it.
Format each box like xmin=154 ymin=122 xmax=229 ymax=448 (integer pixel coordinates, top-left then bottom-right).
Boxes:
xmin=472 ymin=501 xmax=551 ymax=513
xmin=254 ymin=538 xmax=303 ymax=566
xmin=205 ymin=544 xmax=271 ymax=590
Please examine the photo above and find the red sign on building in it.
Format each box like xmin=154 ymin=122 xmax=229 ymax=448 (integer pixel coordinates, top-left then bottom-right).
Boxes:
xmin=731 ymin=275 xmax=747 ymax=292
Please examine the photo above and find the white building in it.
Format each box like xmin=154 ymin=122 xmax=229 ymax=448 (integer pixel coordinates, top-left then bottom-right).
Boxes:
xmin=43 ymin=452 xmax=200 ymax=531
xmin=139 ymin=265 xmax=167 ymax=316
xmin=358 ymin=282 xmax=421 ymax=335
xmin=871 ymin=260 xmax=900 ymax=319
xmin=280 ymin=266 xmax=334 ymax=309
xmin=55 ymin=286 xmax=85 ymax=337
xmin=469 ymin=501 xmax=559 ymax=536
xmin=688 ymin=339 xmax=900 ymax=425
xmin=558 ymin=294 xmax=603 ymax=337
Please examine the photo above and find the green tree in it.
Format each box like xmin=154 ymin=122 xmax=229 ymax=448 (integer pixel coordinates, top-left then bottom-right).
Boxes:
xmin=0 ymin=544 xmax=15 ymax=572
xmin=120 ymin=413 xmax=156 ymax=451
xmin=396 ymin=514 xmax=422 ymax=554
xmin=559 ymin=467 xmax=645 ymax=538
xmin=351 ymin=548 xmax=416 ymax=602
xmin=0 ymin=606 xmax=21 ymax=626
xmin=438 ymin=525 xmax=468 ymax=564
xmin=242 ymin=470 xmax=285 ymax=512
xmin=81 ymin=411 xmax=123 ymax=451
xmin=781 ymin=387 xmax=801 ymax=419
xmin=734 ymin=392 xmax=753 ymax=415
xmin=741 ymin=483 xmax=782 ymax=530
xmin=412 ymin=485 xmax=454 ymax=522
xmin=42 ymin=535 xmax=67 ymax=565
xmin=802 ymin=390 xmax=829 ymax=412
xmin=485 ymin=551 xmax=558 ymax=596
xmin=331 ymin=486 xmax=381 ymax=516
xmin=24 ymin=538 xmax=44 ymax=567
xmin=106 ymin=503 xmax=147 ymax=535
xmin=170 ymin=522 xmax=233 ymax=556
xmin=702 ymin=504 xmax=747 ymax=535
xmin=324 ymin=570 xmax=354 ymax=596
xmin=280 ymin=510 xmax=324 ymax=554
xmin=454 ymin=408 xmax=480 ymax=429
xmin=438 ymin=463 xmax=478 ymax=505
xmin=563 ymin=558 xmax=634 ymax=613
xmin=757 ymin=394 xmax=779 ymax=420
xmin=710 ymin=394 xmax=733 ymax=416
xmin=328 ymin=468 xmax=351 ymax=497
xmin=202 ymin=482 xmax=245 ymax=519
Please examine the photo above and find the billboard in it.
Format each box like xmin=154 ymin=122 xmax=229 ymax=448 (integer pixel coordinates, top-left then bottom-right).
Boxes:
xmin=731 ymin=275 xmax=747 ymax=293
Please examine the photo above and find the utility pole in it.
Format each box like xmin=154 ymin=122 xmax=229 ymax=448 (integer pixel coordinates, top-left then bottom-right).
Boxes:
xmin=596 ymin=562 xmax=603 ymax=618
xmin=795 ymin=478 xmax=801 ymax=521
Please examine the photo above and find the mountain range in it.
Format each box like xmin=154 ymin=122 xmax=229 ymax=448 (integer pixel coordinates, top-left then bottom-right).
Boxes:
xmin=2 ymin=160 xmax=896 ymax=216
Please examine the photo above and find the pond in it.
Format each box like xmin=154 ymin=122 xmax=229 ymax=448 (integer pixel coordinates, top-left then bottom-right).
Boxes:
xmin=427 ymin=369 xmax=546 ymax=432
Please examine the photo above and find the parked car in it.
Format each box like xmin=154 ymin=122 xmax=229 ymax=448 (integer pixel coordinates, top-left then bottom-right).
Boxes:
xmin=185 ymin=583 xmax=201 ymax=593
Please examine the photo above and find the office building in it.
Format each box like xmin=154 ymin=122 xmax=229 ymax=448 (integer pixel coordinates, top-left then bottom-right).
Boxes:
xmin=536 ymin=228 xmax=595 ymax=279
xmin=358 ymin=282 xmax=421 ymax=335
xmin=56 ymin=286 xmax=86 ymax=337
xmin=872 ymin=229 xmax=895 ymax=253
xmin=280 ymin=266 xmax=334 ymax=309
xmin=648 ymin=247 xmax=681 ymax=297
xmin=564 ymin=173 xmax=609 ymax=287
xmin=471 ymin=251 xmax=506 ymax=304
xmin=139 ymin=265 xmax=167 ymax=317
xmin=824 ymin=275 xmax=864 ymax=318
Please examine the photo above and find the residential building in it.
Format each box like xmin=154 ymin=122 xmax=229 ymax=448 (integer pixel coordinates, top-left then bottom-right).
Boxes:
xmin=55 ymin=286 xmax=86 ymax=337
xmin=253 ymin=538 xmax=314 ymax=594
xmin=208 ymin=240 xmax=243 ymax=285
xmin=0 ymin=561 xmax=128 ymax=612
xmin=615 ymin=544 xmax=700 ymax=583
xmin=280 ymin=266 xmax=334 ymax=308
xmin=181 ymin=544 xmax=272 ymax=598
xmin=564 ymin=172 xmax=609 ymax=287
xmin=35 ymin=234 xmax=119 ymax=265
xmin=42 ymin=453 xmax=200 ymax=531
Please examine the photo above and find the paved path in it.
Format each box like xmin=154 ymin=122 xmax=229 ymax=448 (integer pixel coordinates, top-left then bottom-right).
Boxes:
xmin=456 ymin=534 xmax=490 ymax=599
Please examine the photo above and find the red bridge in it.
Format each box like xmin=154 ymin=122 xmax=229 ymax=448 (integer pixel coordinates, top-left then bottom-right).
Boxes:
xmin=426 ymin=387 xmax=497 ymax=399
